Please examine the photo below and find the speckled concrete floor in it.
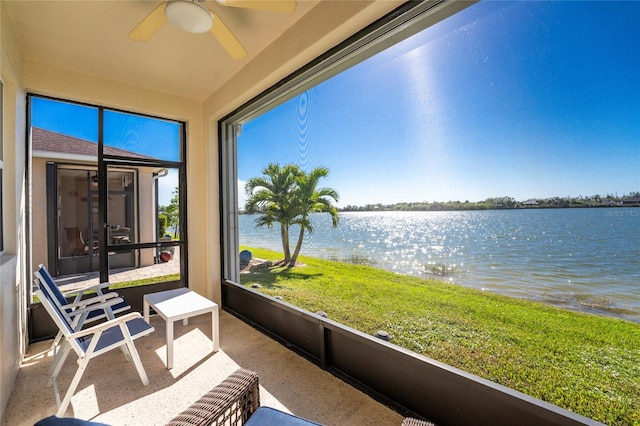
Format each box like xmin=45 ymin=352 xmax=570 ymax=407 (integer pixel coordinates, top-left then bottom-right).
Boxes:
xmin=3 ymin=310 xmax=403 ymax=426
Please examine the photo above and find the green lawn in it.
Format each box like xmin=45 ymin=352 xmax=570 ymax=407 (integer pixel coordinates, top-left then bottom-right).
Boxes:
xmin=240 ymin=246 xmax=640 ymax=426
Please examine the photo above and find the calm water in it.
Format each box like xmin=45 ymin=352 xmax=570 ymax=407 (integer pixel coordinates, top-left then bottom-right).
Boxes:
xmin=240 ymin=208 xmax=640 ymax=322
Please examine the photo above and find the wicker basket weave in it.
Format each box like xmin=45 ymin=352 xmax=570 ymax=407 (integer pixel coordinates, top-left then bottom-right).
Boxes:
xmin=402 ymin=417 xmax=437 ymax=426
xmin=165 ymin=369 xmax=260 ymax=426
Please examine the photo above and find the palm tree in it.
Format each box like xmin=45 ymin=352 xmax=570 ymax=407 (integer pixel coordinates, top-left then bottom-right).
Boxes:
xmin=289 ymin=166 xmax=339 ymax=267
xmin=244 ymin=163 xmax=303 ymax=263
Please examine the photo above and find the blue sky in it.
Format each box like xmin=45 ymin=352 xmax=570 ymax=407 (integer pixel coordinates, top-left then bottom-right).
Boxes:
xmin=31 ymin=97 xmax=181 ymax=205
xmin=31 ymin=98 xmax=181 ymax=162
xmin=238 ymin=1 xmax=640 ymax=207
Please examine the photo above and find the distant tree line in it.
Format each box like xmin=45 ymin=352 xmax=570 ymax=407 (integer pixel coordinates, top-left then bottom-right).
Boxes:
xmin=339 ymin=193 xmax=640 ymax=212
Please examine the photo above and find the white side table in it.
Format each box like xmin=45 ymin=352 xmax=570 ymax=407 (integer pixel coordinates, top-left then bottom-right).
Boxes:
xmin=143 ymin=287 xmax=219 ymax=369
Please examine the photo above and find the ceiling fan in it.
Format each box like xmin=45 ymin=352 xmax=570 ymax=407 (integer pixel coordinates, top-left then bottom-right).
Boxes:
xmin=128 ymin=0 xmax=297 ymax=60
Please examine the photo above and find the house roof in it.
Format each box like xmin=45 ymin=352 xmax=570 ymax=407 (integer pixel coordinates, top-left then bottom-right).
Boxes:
xmin=32 ymin=127 xmax=150 ymax=159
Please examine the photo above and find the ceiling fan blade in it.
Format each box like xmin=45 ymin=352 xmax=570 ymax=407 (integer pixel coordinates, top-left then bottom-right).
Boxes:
xmin=209 ymin=10 xmax=248 ymax=60
xmin=128 ymin=2 xmax=168 ymax=41
xmin=216 ymin=0 xmax=296 ymax=13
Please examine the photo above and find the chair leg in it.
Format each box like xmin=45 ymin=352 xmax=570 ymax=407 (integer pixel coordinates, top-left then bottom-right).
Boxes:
xmin=50 ymin=331 xmax=62 ymax=352
xmin=50 ymin=311 xmax=87 ymax=373
xmin=51 ymin=376 xmax=62 ymax=409
xmin=49 ymin=333 xmax=70 ymax=375
xmin=120 ymin=327 xmax=149 ymax=385
xmin=49 ymin=343 xmax=72 ymax=387
xmin=55 ymin=357 xmax=89 ymax=417
xmin=119 ymin=343 xmax=133 ymax=363
xmin=48 ymin=331 xmax=63 ymax=371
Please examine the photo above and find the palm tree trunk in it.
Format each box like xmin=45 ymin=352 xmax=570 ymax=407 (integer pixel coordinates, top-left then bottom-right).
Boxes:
xmin=280 ymin=223 xmax=291 ymax=262
xmin=289 ymin=227 xmax=305 ymax=267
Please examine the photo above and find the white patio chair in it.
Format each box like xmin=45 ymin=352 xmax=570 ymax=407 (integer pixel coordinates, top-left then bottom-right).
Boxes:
xmin=35 ymin=280 xmax=154 ymax=416
xmin=35 ymin=264 xmax=131 ymax=362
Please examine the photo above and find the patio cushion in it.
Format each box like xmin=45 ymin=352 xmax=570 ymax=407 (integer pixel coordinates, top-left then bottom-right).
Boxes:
xmin=35 ymin=416 xmax=110 ymax=426
xmin=244 ymin=407 xmax=322 ymax=425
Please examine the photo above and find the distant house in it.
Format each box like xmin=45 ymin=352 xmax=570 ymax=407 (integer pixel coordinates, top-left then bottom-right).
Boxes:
xmin=522 ymin=199 xmax=538 ymax=207
xmin=622 ymin=196 xmax=640 ymax=205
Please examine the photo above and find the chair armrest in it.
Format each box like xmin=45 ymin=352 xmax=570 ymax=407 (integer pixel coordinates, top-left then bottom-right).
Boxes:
xmin=62 ymin=296 xmax=126 ymax=318
xmin=68 ymin=312 xmax=143 ymax=339
xmin=64 ymin=292 xmax=121 ymax=309
xmin=62 ymin=281 xmax=112 ymax=298
xmin=165 ymin=369 xmax=260 ymax=426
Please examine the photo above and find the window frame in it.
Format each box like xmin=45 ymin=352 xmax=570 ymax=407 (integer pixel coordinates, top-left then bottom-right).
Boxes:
xmin=216 ymin=2 xmax=615 ymax=424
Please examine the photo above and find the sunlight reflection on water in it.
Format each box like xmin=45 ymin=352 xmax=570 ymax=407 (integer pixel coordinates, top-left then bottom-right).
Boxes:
xmin=240 ymin=208 xmax=640 ymax=322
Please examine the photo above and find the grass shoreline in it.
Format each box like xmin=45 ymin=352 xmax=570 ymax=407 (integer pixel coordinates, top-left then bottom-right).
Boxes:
xmin=240 ymin=246 xmax=640 ymax=425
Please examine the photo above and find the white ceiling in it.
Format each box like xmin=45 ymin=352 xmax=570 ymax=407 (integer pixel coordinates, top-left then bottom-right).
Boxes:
xmin=4 ymin=0 xmax=320 ymax=101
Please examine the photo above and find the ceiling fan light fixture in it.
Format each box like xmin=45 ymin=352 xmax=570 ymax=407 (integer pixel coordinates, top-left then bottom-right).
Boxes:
xmin=165 ymin=1 xmax=213 ymax=34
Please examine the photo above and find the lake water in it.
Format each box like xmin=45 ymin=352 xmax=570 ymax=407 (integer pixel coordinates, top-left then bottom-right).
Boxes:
xmin=239 ymin=208 xmax=640 ymax=323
